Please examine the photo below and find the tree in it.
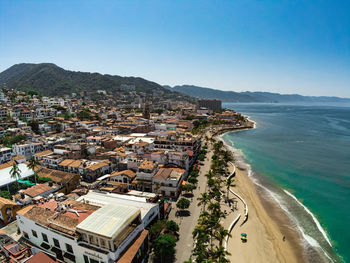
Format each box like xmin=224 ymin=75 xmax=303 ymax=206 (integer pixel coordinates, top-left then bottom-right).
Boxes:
xmin=182 ymin=183 xmax=195 ymax=194
xmin=10 ymin=163 xmax=21 ymax=192
xmin=198 ymin=154 xmax=205 ymax=162
xmin=225 ymin=177 xmax=235 ymax=201
xmin=198 ymin=192 xmax=211 ymax=208
xmin=176 ymin=197 xmax=190 ymax=210
xmin=27 ymin=157 xmax=41 ymax=184
xmin=166 ymin=220 xmax=179 ymax=233
xmin=187 ymin=176 xmax=198 ymax=185
xmin=153 ymin=234 xmax=176 ymax=261
xmin=149 ymin=220 xmax=167 ymax=239
xmin=29 ymin=119 xmax=40 ymax=134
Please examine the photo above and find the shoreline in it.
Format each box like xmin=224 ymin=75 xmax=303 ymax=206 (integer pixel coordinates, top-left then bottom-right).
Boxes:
xmin=204 ymin=121 xmax=309 ymax=262
xmin=218 ymin=128 xmax=336 ymax=263
xmin=215 ymin=125 xmax=333 ymax=263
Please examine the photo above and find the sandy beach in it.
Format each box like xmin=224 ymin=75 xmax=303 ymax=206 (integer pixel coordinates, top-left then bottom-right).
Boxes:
xmin=205 ymin=125 xmax=307 ymax=263
xmin=223 ymin=166 xmax=305 ymax=263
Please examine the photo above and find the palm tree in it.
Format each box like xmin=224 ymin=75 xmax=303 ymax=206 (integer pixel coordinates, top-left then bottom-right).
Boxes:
xmin=225 ymin=177 xmax=235 ymax=201
xmin=27 ymin=156 xmax=40 ymax=184
xmin=214 ymin=226 xmax=231 ymax=247
xmin=197 ymin=192 xmax=211 ymax=208
xmin=10 ymin=163 xmax=22 ymax=192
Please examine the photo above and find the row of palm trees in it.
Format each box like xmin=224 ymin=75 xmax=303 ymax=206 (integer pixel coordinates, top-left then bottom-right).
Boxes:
xmin=191 ymin=140 xmax=233 ymax=263
xmin=7 ymin=157 xmax=41 ymax=195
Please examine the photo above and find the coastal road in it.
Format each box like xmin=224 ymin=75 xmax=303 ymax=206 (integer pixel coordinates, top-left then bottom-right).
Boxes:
xmin=168 ymin=140 xmax=213 ymax=263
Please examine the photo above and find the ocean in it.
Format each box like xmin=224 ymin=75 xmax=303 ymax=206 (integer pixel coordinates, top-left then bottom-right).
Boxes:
xmin=221 ymin=103 xmax=350 ymax=263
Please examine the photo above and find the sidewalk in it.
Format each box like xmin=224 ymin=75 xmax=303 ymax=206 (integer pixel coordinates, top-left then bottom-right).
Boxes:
xmin=168 ymin=142 xmax=213 ymax=263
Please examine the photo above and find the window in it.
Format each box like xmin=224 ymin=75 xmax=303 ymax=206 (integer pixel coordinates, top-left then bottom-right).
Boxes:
xmin=23 ymin=231 xmax=29 ymax=239
xmin=65 ymin=243 xmax=73 ymax=254
xmin=53 ymin=238 xmax=60 ymax=248
xmin=90 ymin=258 xmax=99 ymax=263
xmin=83 ymin=255 xmax=89 ymax=263
xmin=31 ymin=230 xmax=38 ymax=238
xmin=42 ymin=233 xmax=48 ymax=243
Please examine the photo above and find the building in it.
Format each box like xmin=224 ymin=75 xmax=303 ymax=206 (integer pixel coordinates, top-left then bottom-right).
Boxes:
xmin=0 ymin=196 xmax=21 ymax=225
xmin=16 ymin=201 xmax=148 ymax=263
xmin=16 ymin=191 xmax=155 ymax=263
xmin=0 ymin=148 xmax=12 ymax=164
xmin=14 ymin=183 xmax=59 ymax=205
xmin=0 ymin=163 xmax=35 ymax=192
xmin=153 ymin=168 xmax=185 ymax=199
xmin=197 ymin=99 xmax=222 ymax=111
xmin=36 ymin=168 xmax=80 ymax=194
xmin=12 ymin=143 xmax=44 ymax=160
xmin=135 ymin=161 xmax=158 ymax=192
xmin=107 ymin=170 xmax=136 ymax=189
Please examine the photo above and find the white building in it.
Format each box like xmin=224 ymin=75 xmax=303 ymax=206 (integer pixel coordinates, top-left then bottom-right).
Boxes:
xmin=0 ymin=163 xmax=35 ymax=190
xmin=0 ymin=147 xmax=12 ymax=164
xmin=17 ymin=191 xmax=156 ymax=263
xmin=12 ymin=143 xmax=43 ymax=159
xmin=77 ymin=191 xmax=160 ymax=228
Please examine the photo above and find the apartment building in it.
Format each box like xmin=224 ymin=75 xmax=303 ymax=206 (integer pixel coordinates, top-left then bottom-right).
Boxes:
xmin=12 ymin=143 xmax=43 ymax=159
xmin=0 ymin=147 xmax=12 ymax=164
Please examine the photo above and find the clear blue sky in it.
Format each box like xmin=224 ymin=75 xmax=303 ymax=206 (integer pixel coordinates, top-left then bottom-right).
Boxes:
xmin=1 ymin=0 xmax=349 ymax=97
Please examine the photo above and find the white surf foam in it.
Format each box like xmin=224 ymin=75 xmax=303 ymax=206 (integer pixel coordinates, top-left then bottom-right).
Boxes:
xmin=262 ymin=185 xmax=334 ymax=262
xmin=220 ymin=134 xmax=334 ymax=262
xmin=284 ymin=190 xmax=332 ymax=247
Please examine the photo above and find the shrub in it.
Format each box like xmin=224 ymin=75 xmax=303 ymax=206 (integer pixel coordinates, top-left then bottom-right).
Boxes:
xmin=38 ymin=177 xmax=52 ymax=183
xmin=0 ymin=190 xmax=12 ymax=200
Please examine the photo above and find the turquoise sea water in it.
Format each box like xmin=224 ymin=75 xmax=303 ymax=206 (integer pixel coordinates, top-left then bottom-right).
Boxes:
xmin=222 ymin=103 xmax=350 ymax=263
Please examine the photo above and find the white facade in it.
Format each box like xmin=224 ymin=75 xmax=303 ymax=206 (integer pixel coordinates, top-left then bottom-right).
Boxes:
xmin=0 ymin=147 xmax=12 ymax=164
xmin=12 ymin=143 xmax=43 ymax=159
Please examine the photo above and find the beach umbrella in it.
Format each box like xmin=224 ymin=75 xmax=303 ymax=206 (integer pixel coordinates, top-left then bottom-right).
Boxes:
xmin=241 ymin=233 xmax=247 ymax=237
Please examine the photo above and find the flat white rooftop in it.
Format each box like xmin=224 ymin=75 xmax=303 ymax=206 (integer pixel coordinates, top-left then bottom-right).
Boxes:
xmin=76 ymin=204 xmax=139 ymax=239
xmin=0 ymin=163 xmax=34 ymax=187
xmin=77 ymin=191 xmax=157 ymax=219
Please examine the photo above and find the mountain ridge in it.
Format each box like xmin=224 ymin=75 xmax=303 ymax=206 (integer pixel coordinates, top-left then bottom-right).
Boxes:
xmin=164 ymin=85 xmax=350 ymax=103
xmin=0 ymin=63 xmax=192 ymax=101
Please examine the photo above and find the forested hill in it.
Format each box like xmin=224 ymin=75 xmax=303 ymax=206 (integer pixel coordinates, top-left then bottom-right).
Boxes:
xmin=0 ymin=63 xmax=190 ymax=100
xmin=164 ymin=85 xmax=350 ymax=103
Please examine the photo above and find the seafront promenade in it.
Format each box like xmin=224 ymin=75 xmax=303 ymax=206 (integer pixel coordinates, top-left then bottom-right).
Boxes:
xmin=169 ymin=137 xmax=213 ymax=262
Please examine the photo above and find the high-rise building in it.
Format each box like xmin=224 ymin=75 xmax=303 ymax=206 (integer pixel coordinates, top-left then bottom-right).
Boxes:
xmin=143 ymin=102 xmax=150 ymax=119
xmin=197 ymin=99 xmax=222 ymax=111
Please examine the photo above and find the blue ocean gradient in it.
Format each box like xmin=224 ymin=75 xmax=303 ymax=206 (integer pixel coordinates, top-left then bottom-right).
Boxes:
xmin=223 ymin=103 xmax=350 ymax=262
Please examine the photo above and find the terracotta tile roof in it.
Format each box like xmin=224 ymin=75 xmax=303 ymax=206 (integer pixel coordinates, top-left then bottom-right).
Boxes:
xmin=185 ymin=149 xmax=194 ymax=157
xmin=23 ymin=184 xmax=53 ymax=198
xmin=0 ymin=160 xmax=16 ymax=170
xmin=116 ymin=230 xmax=149 ymax=263
xmin=26 ymin=252 xmax=59 ymax=263
xmin=86 ymin=160 xmax=111 ymax=171
xmin=13 ymin=155 xmax=25 ymax=160
xmin=37 ymin=168 xmax=79 ymax=184
xmin=139 ymin=160 xmax=156 ymax=170
xmin=58 ymin=159 xmax=82 ymax=168
xmin=110 ymin=170 xmax=136 ymax=179
xmin=0 ymin=196 xmax=19 ymax=209
xmin=34 ymin=150 xmax=53 ymax=157
xmin=154 ymin=167 xmax=185 ymax=180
